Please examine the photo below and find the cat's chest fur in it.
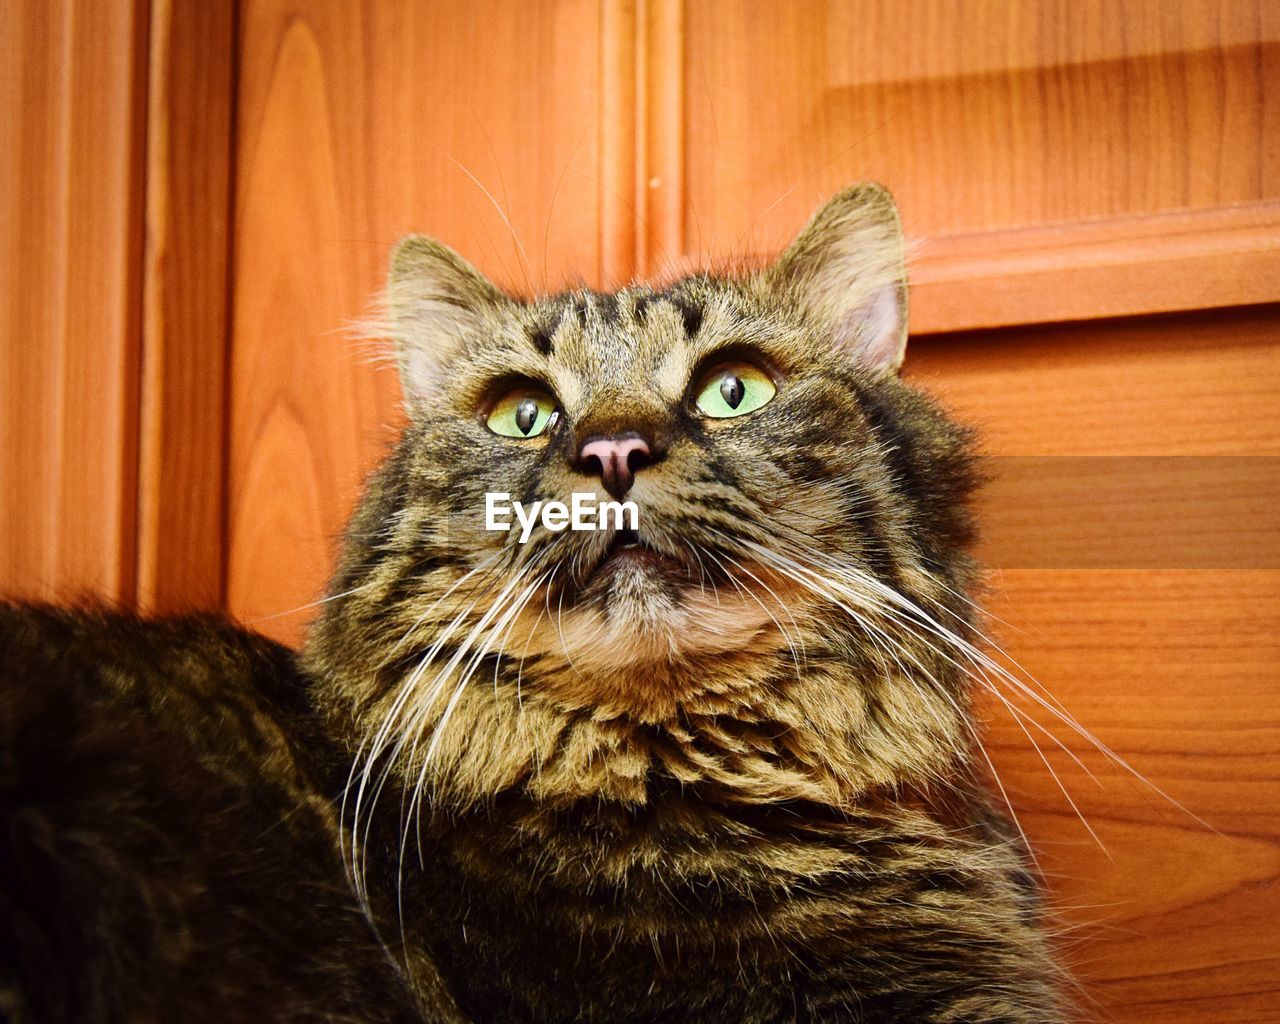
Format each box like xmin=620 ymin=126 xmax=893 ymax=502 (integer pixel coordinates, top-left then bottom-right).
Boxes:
xmin=374 ymin=787 xmax=1041 ymax=1024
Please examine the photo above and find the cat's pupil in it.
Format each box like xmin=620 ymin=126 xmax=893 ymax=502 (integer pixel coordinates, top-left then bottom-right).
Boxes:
xmin=720 ymin=374 xmax=745 ymax=409
xmin=515 ymin=398 xmax=539 ymax=435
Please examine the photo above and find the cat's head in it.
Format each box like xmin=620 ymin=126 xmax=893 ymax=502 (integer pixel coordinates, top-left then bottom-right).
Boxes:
xmin=309 ymin=185 xmax=979 ymax=813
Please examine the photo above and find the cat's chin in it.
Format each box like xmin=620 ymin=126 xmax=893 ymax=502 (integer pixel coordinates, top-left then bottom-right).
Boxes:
xmin=523 ymin=559 xmax=797 ymax=677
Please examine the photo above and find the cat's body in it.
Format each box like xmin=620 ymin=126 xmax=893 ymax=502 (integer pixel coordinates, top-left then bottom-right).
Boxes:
xmin=0 ymin=605 xmax=454 ymax=1023
xmin=2 ymin=186 xmax=1067 ymax=1022
xmin=388 ymin=784 xmax=1053 ymax=1023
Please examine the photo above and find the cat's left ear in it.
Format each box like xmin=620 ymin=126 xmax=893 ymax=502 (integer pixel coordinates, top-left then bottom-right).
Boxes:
xmin=387 ymin=235 xmax=507 ymax=407
xmin=762 ymin=183 xmax=909 ymax=372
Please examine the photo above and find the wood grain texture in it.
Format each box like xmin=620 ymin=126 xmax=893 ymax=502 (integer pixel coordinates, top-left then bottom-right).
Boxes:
xmin=228 ymin=0 xmax=611 ymax=641
xmin=599 ymin=0 xmax=639 ymax=285
xmin=979 ymin=568 xmax=1279 ymax=1023
xmin=904 ymin=308 xmax=1280 ymax=1020
xmin=905 ymin=306 xmax=1280 ymax=458
xmin=911 ymin=202 xmax=1280 ymax=334
xmin=0 ymin=0 xmax=148 ymax=605
xmin=137 ymin=0 xmax=235 ymax=615
xmin=670 ymin=0 xmax=1279 ymax=330
xmin=637 ymin=0 xmax=685 ymax=279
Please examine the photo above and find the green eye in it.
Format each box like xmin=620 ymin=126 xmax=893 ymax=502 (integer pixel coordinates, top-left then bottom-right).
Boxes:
xmin=486 ymin=387 xmax=557 ymax=438
xmin=694 ymin=361 xmax=777 ymax=418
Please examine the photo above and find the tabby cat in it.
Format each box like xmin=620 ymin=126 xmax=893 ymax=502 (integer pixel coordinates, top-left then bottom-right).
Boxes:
xmin=1 ymin=185 xmax=1066 ymax=1022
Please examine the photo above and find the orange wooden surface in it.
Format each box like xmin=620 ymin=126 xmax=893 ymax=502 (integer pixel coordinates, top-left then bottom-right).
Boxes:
xmin=977 ymin=568 xmax=1279 ymax=1023
xmin=0 ymin=0 xmax=148 ymax=605
xmin=138 ymin=0 xmax=235 ymax=614
xmin=911 ymin=203 xmax=1280 ymax=334
xmin=906 ymin=308 xmax=1280 ymax=1020
xmin=672 ymin=0 xmax=1280 ymax=331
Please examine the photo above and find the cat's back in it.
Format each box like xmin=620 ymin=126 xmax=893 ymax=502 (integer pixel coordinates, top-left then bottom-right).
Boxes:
xmin=0 ymin=605 xmax=430 ymax=1024
xmin=0 ymin=604 xmax=322 ymax=784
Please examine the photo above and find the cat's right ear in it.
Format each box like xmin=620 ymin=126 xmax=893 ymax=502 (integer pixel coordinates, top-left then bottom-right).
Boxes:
xmin=387 ymin=236 xmax=504 ymax=407
xmin=760 ymin=183 xmax=910 ymax=373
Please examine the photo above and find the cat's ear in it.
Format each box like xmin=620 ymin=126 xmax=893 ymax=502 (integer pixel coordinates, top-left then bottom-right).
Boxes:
xmin=387 ymin=235 xmax=505 ymax=406
xmin=763 ymin=183 xmax=909 ymax=372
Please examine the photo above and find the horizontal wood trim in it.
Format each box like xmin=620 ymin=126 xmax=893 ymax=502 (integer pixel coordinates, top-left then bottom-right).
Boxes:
xmin=648 ymin=201 xmax=1280 ymax=334
xmin=909 ymin=202 xmax=1280 ymax=334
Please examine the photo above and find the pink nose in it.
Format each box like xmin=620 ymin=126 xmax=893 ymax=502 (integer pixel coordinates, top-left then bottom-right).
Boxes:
xmin=579 ymin=436 xmax=652 ymax=499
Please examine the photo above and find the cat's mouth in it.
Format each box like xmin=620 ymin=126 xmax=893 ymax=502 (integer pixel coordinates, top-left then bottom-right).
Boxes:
xmin=552 ymin=526 xmax=704 ymax=599
xmin=595 ymin=528 xmax=690 ymax=578
xmin=555 ymin=527 xmax=726 ymax=608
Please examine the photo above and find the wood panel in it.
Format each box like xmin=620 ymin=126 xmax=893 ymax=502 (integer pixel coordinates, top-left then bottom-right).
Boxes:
xmin=904 ymin=308 xmax=1280 ymax=1021
xmin=671 ymin=0 xmax=1280 ymax=331
xmin=981 ymin=569 xmax=1279 ymax=1023
xmin=137 ymin=0 xmax=236 ymax=615
xmin=635 ymin=0 xmax=685 ymax=278
xmin=228 ymin=0 xmax=617 ymax=642
xmin=907 ymin=306 xmax=1280 ymax=458
xmin=0 ymin=0 xmax=148 ymax=605
xmin=600 ymin=0 xmax=639 ymax=284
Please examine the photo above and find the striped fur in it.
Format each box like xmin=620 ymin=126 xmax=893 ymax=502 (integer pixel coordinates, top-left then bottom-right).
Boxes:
xmin=307 ymin=185 xmax=1068 ymax=1022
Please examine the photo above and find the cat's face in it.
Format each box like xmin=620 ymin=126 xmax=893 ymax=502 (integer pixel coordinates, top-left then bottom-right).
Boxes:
xmin=392 ymin=275 xmax=892 ymax=672
xmin=311 ymin=185 xmax=979 ymax=812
